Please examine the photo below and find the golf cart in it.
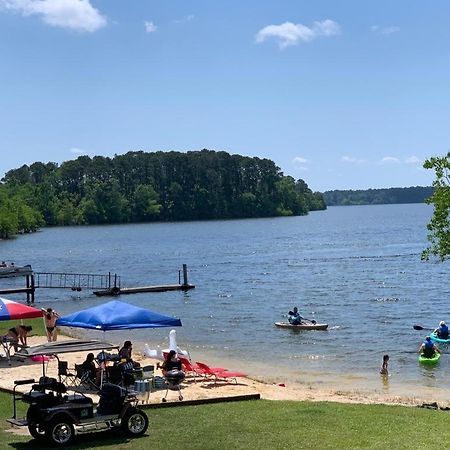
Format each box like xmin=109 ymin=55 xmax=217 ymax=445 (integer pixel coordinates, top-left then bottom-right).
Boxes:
xmin=7 ymin=339 xmax=149 ymax=446
xmin=8 ymin=377 xmax=148 ymax=446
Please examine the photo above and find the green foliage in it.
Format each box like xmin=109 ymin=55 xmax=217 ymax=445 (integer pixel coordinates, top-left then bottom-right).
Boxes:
xmin=324 ymin=186 xmax=433 ymax=206
xmin=0 ymin=150 xmax=326 ymax=237
xmin=422 ymin=152 xmax=450 ymax=261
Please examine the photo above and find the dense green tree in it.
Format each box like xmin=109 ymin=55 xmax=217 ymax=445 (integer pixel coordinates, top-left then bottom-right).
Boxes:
xmin=0 ymin=150 xmax=326 ymax=237
xmin=324 ymin=186 xmax=433 ymax=206
xmin=422 ymin=152 xmax=450 ymax=261
xmin=132 ymin=184 xmax=162 ymax=221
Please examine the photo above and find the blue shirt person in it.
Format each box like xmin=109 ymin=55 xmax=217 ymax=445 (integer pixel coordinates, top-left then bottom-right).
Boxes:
xmin=288 ymin=307 xmax=303 ymax=325
xmin=437 ymin=321 xmax=449 ymax=339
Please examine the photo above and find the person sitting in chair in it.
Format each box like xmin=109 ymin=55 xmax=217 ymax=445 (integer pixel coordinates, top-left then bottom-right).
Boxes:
xmin=119 ymin=340 xmax=140 ymax=369
xmin=437 ymin=321 xmax=449 ymax=339
xmin=81 ymin=353 xmax=100 ymax=385
xmin=160 ymin=350 xmax=183 ymax=375
xmin=158 ymin=350 xmax=185 ymax=384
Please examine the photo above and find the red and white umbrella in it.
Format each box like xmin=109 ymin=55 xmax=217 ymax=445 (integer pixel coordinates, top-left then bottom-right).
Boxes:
xmin=0 ymin=297 xmax=42 ymax=321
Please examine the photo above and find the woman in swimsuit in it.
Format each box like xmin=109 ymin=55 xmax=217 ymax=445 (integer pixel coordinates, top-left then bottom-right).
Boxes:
xmin=5 ymin=325 xmax=32 ymax=351
xmin=42 ymin=308 xmax=60 ymax=342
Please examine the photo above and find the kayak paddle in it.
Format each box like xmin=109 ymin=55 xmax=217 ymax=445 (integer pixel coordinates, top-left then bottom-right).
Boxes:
xmin=302 ymin=318 xmax=317 ymax=325
xmin=413 ymin=325 xmax=436 ymax=331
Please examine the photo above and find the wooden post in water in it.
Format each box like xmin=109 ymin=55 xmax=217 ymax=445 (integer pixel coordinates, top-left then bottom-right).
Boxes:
xmin=182 ymin=264 xmax=188 ymax=287
xmin=26 ymin=275 xmax=30 ymax=304
xmin=30 ymin=274 xmax=35 ymax=304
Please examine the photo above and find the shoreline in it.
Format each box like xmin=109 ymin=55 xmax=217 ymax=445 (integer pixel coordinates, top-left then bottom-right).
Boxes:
xmin=1 ymin=335 xmax=449 ymax=408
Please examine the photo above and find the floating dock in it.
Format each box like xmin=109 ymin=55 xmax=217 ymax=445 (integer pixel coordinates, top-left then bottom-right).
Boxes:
xmin=93 ymin=283 xmax=195 ymax=296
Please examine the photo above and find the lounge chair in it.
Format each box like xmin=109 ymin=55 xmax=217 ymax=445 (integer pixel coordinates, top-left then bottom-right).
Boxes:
xmin=194 ymin=361 xmax=246 ymax=384
xmin=178 ymin=357 xmax=206 ymax=382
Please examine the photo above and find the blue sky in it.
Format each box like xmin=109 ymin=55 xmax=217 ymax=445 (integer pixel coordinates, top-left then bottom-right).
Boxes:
xmin=1 ymin=0 xmax=449 ymax=191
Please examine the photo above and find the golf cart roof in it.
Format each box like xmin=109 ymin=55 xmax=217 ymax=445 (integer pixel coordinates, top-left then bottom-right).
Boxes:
xmin=16 ymin=339 xmax=119 ymax=357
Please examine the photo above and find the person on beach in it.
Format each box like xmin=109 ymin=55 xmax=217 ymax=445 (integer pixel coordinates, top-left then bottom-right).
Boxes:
xmin=288 ymin=307 xmax=303 ymax=325
xmin=419 ymin=336 xmax=440 ymax=358
xmin=159 ymin=350 xmax=183 ymax=374
xmin=42 ymin=307 xmax=60 ymax=342
xmin=4 ymin=325 xmax=32 ymax=351
xmin=436 ymin=321 xmax=449 ymax=339
xmin=81 ymin=352 xmax=101 ymax=385
xmin=379 ymin=354 xmax=389 ymax=375
xmin=119 ymin=340 xmax=140 ymax=368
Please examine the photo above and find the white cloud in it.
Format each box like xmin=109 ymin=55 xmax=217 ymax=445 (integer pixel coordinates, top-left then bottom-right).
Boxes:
xmin=173 ymin=14 xmax=194 ymax=24
xmin=371 ymin=25 xmax=400 ymax=36
xmin=70 ymin=147 xmax=86 ymax=154
xmin=144 ymin=20 xmax=157 ymax=33
xmin=380 ymin=156 xmax=401 ymax=164
xmin=255 ymin=19 xmax=340 ymax=49
xmin=292 ymin=156 xmax=309 ymax=171
xmin=0 ymin=0 xmax=107 ymax=32
xmin=405 ymin=156 xmax=422 ymax=165
xmin=341 ymin=155 xmax=365 ymax=164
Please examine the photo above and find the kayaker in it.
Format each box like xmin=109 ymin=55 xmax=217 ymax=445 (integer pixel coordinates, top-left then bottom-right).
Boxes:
xmin=436 ymin=321 xmax=449 ymax=339
xmin=379 ymin=354 xmax=389 ymax=375
xmin=288 ymin=307 xmax=303 ymax=325
xmin=419 ymin=336 xmax=440 ymax=358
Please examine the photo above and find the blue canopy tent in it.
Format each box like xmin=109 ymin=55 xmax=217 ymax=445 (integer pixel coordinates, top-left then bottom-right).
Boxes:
xmin=56 ymin=300 xmax=182 ymax=330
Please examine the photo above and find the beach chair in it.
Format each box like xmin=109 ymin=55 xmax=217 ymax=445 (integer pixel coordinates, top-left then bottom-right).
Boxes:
xmin=178 ymin=357 xmax=206 ymax=382
xmin=74 ymin=363 xmax=99 ymax=391
xmin=106 ymin=365 xmax=124 ymax=386
xmin=195 ymin=362 xmax=246 ymax=385
xmin=58 ymin=360 xmax=78 ymax=386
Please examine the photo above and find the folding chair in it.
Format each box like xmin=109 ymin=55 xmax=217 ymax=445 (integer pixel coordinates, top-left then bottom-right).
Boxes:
xmin=74 ymin=363 xmax=99 ymax=391
xmin=195 ymin=362 xmax=246 ymax=384
xmin=178 ymin=357 xmax=206 ymax=382
xmin=58 ymin=360 xmax=78 ymax=386
xmin=106 ymin=365 xmax=124 ymax=386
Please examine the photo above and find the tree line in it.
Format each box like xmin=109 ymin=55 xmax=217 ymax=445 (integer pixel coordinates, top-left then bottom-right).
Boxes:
xmin=0 ymin=149 xmax=326 ymax=238
xmin=323 ymin=186 xmax=434 ymax=206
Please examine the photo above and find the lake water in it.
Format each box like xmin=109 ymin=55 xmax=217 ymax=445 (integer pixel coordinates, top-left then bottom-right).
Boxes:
xmin=1 ymin=203 xmax=450 ymax=398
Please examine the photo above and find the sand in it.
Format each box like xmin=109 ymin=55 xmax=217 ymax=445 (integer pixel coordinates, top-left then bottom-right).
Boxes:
xmin=0 ymin=335 xmax=447 ymax=408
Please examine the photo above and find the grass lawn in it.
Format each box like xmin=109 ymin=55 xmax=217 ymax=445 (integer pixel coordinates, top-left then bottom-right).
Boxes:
xmin=0 ymin=317 xmax=46 ymax=339
xmin=0 ymin=395 xmax=449 ymax=449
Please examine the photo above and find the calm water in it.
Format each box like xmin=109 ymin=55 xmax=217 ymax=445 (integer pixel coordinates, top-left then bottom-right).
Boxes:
xmin=1 ymin=204 xmax=450 ymax=397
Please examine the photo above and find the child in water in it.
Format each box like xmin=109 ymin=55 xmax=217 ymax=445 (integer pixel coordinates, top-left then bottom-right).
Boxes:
xmin=379 ymin=354 xmax=389 ymax=375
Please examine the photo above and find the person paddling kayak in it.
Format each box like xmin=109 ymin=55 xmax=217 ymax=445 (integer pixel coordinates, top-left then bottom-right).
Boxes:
xmin=288 ymin=307 xmax=303 ymax=325
xmin=419 ymin=336 xmax=440 ymax=359
xmin=436 ymin=321 xmax=449 ymax=339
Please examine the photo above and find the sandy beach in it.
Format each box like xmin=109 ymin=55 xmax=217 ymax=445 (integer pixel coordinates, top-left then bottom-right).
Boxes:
xmin=1 ymin=335 xmax=449 ymax=408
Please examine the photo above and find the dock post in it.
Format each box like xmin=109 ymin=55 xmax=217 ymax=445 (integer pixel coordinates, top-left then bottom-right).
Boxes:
xmin=182 ymin=264 xmax=188 ymax=287
xmin=30 ymin=274 xmax=35 ymax=304
xmin=26 ymin=275 xmax=30 ymax=304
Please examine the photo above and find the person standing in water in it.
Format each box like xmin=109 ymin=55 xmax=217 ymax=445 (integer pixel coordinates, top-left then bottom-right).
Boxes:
xmin=379 ymin=354 xmax=389 ymax=375
xmin=42 ymin=308 xmax=60 ymax=342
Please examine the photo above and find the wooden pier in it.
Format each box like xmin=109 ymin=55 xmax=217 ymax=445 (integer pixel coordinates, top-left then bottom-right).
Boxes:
xmin=93 ymin=283 xmax=195 ymax=296
xmin=0 ymin=273 xmax=35 ymax=303
xmin=93 ymin=264 xmax=195 ymax=297
xmin=0 ymin=264 xmax=194 ymax=300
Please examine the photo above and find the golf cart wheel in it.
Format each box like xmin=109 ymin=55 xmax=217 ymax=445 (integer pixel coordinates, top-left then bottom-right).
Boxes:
xmin=121 ymin=409 xmax=149 ymax=436
xmin=28 ymin=422 xmax=45 ymax=440
xmin=45 ymin=416 xmax=74 ymax=446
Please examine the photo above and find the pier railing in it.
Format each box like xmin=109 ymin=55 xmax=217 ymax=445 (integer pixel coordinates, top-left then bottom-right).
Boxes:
xmin=34 ymin=272 xmax=121 ymax=291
